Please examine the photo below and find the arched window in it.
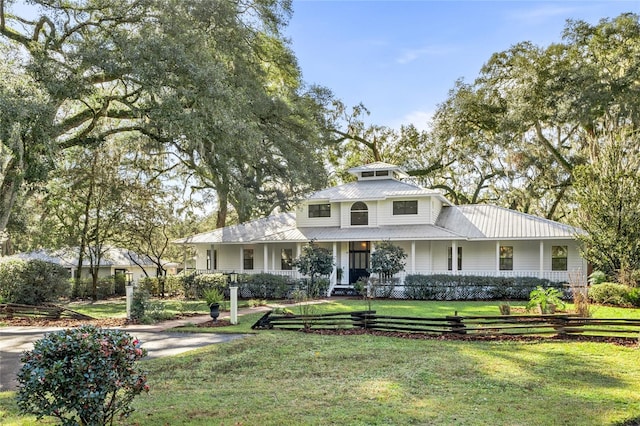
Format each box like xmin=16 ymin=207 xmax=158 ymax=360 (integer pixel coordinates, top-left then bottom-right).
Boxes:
xmin=351 ymin=202 xmax=368 ymax=226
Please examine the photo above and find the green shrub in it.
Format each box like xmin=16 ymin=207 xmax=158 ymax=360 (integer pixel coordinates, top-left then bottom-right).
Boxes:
xmin=114 ymin=273 xmax=126 ymax=296
xmin=163 ymin=275 xmax=183 ymax=297
xmin=588 ymin=282 xmax=632 ymax=306
xmin=17 ymin=325 xmax=148 ymax=425
xmin=588 ymin=270 xmax=607 ymax=285
xmin=526 ymin=286 xmax=566 ymax=313
xmin=403 ymin=274 xmax=565 ymax=301
xmin=0 ymin=259 xmax=70 ymax=305
xmin=296 ymin=277 xmax=329 ymax=298
xmin=627 ymin=287 xmax=640 ymax=307
xmin=131 ymin=288 xmax=150 ymax=321
xmin=138 ymin=277 xmax=160 ymax=297
xmin=241 ymin=273 xmax=293 ymax=299
xmin=180 ymin=272 xmax=227 ymax=300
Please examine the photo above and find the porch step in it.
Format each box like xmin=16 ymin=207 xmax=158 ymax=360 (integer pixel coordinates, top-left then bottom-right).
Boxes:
xmin=331 ymin=285 xmax=360 ymax=297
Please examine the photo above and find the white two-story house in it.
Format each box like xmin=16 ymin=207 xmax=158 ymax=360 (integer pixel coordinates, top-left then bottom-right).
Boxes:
xmin=175 ymin=162 xmax=586 ymax=295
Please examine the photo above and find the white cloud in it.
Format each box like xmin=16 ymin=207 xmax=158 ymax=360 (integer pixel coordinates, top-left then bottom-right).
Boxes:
xmin=386 ymin=110 xmax=434 ymax=132
xmin=508 ymin=5 xmax=580 ymax=23
xmin=396 ymin=45 xmax=458 ymax=65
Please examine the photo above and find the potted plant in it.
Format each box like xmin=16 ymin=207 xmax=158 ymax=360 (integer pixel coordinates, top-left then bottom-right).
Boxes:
xmin=203 ymin=288 xmax=224 ymax=321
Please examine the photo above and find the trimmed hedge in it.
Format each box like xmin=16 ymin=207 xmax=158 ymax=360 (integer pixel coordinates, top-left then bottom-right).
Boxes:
xmin=403 ymin=274 xmax=566 ymax=301
xmin=240 ymin=273 xmax=292 ymax=299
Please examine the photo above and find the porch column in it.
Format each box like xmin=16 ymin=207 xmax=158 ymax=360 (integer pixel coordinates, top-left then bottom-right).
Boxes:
xmin=332 ymin=242 xmax=337 ymax=285
xmin=496 ymin=241 xmax=500 ymax=272
xmin=239 ymin=246 xmax=244 ymax=273
xmin=263 ymin=244 xmax=269 ymax=273
xmin=452 ymin=240 xmax=458 ymax=272
xmin=539 ymin=240 xmax=544 ymax=279
xmin=411 ymin=241 xmax=416 ymax=274
xmin=271 ymin=247 xmax=276 ymax=271
xmin=429 ymin=241 xmax=433 ymax=273
xmin=296 ymin=242 xmax=302 ymax=258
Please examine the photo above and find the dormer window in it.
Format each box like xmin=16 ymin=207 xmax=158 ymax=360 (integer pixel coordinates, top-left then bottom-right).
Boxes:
xmin=350 ymin=202 xmax=368 ymax=225
xmin=309 ymin=203 xmax=331 ymax=218
xmin=376 ymin=170 xmax=388 ymax=176
xmin=361 ymin=171 xmax=374 ymax=178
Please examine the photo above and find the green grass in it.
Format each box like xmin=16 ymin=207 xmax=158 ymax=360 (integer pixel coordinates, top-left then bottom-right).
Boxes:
xmin=2 ymin=299 xmax=639 ymax=425
xmin=2 ymin=331 xmax=638 ymax=425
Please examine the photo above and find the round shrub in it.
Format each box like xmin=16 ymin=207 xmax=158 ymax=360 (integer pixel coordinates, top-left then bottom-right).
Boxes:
xmin=0 ymin=259 xmax=70 ymax=305
xmin=17 ymin=325 xmax=148 ymax=425
xmin=588 ymin=282 xmax=631 ymax=306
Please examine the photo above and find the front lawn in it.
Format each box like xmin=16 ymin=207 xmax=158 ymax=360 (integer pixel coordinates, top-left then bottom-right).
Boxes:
xmin=1 ymin=330 xmax=638 ymax=425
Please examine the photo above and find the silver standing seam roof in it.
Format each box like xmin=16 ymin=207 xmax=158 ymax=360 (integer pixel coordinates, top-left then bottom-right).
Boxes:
xmin=174 ymin=205 xmax=580 ymax=245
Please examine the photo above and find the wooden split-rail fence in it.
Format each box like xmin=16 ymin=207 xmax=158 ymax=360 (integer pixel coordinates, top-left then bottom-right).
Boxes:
xmin=251 ymin=310 xmax=640 ymax=339
xmin=0 ymin=303 xmax=94 ymax=320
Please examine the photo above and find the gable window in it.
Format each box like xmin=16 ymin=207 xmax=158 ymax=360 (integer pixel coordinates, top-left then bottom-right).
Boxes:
xmin=448 ymin=246 xmax=462 ymax=271
xmin=281 ymin=249 xmax=293 ymax=270
xmin=308 ymin=203 xmax=331 ymax=218
xmin=350 ymin=202 xmax=368 ymax=226
xmin=243 ymin=249 xmax=254 ymax=270
xmin=393 ymin=200 xmax=418 ymax=215
xmin=552 ymin=246 xmax=568 ymax=271
xmin=499 ymin=246 xmax=513 ymax=270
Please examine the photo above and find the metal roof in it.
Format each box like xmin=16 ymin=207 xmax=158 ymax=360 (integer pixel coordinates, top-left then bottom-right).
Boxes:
xmin=435 ymin=205 xmax=581 ymax=240
xmin=1 ymin=247 xmax=165 ymax=267
xmin=175 ymin=204 xmax=580 ymax=246
xmin=174 ymin=213 xmax=298 ymax=244
xmin=307 ymin=179 xmax=449 ymax=204
xmin=348 ymin=162 xmax=409 ymax=178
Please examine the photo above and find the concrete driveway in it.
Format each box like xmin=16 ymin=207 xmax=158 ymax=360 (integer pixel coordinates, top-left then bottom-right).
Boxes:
xmin=0 ymin=325 xmax=248 ymax=391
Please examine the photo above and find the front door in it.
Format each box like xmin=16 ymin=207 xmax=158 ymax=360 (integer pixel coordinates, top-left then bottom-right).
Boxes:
xmin=349 ymin=241 xmax=370 ymax=284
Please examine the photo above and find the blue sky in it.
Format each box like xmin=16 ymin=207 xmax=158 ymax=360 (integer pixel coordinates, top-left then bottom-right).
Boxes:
xmin=285 ymin=1 xmax=640 ymax=130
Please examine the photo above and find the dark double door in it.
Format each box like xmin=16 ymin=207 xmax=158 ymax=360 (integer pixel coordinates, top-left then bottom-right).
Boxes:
xmin=349 ymin=241 xmax=370 ymax=284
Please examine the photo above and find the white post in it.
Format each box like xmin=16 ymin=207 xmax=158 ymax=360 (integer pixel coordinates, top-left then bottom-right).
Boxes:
xmin=411 ymin=241 xmax=416 ymax=274
xmin=539 ymin=240 xmax=544 ymax=279
xmin=263 ymin=244 xmax=269 ymax=273
xmin=452 ymin=240 xmax=458 ymax=272
xmin=230 ymin=286 xmax=238 ymax=325
xmin=125 ymin=285 xmax=133 ymax=320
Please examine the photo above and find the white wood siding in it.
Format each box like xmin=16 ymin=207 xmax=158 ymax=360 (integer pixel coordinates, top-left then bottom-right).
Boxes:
xmin=461 ymin=241 xmax=495 ymax=271
xmin=340 ymin=201 xmax=378 ymax=228
xmin=296 ymin=203 xmax=340 ymax=227
xmin=431 ymin=198 xmax=442 ymax=225
xmin=377 ymin=198 xmax=432 ymax=226
xmin=541 ymin=239 xmax=583 ymax=272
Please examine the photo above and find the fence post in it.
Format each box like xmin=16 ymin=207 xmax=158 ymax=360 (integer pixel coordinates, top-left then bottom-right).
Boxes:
xmin=446 ymin=315 xmax=466 ymax=335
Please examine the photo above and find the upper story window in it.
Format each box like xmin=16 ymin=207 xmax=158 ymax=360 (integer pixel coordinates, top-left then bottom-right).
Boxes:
xmin=308 ymin=203 xmax=331 ymax=218
xmin=499 ymin=246 xmax=513 ymax=270
xmin=361 ymin=171 xmax=374 ymax=177
xmin=351 ymin=202 xmax=368 ymax=226
xmin=552 ymin=246 xmax=568 ymax=271
xmin=376 ymin=170 xmax=388 ymax=176
xmin=393 ymin=200 xmax=418 ymax=215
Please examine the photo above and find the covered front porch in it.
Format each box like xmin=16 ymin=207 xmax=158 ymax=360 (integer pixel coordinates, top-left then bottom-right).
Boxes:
xmin=187 ymin=238 xmax=586 ymax=296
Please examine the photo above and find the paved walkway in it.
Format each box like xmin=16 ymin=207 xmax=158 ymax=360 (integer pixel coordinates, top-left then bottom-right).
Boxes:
xmin=0 ymin=301 xmax=328 ymax=392
xmin=0 ymin=305 xmax=273 ymax=392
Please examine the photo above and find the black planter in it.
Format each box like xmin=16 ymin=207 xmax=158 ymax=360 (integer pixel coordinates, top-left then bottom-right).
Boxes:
xmin=209 ymin=303 xmax=220 ymax=321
